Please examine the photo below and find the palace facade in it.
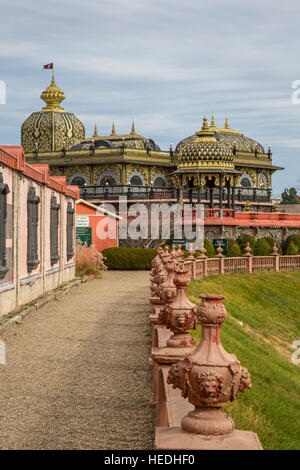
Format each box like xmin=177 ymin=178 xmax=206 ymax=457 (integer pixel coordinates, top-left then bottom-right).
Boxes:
xmin=22 ymin=73 xmax=300 ymax=244
xmin=23 ymin=73 xmax=283 ymax=211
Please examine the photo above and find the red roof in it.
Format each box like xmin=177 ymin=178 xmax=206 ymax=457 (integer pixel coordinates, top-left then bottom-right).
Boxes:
xmin=0 ymin=146 xmax=79 ymax=199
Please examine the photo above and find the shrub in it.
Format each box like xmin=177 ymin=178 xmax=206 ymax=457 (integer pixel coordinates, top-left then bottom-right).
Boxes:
xmin=102 ymin=247 xmax=157 ymax=270
xmin=204 ymin=239 xmax=216 ymax=258
xmin=75 ymin=243 xmax=107 ymax=278
xmin=236 ymin=234 xmax=255 ymax=253
xmin=283 ymin=234 xmax=300 ymax=254
xmin=264 ymin=237 xmax=282 ymax=254
xmin=227 ymin=239 xmax=242 ymax=257
xmin=286 ymin=241 xmax=299 ymax=255
xmin=253 ymin=238 xmax=271 ymax=256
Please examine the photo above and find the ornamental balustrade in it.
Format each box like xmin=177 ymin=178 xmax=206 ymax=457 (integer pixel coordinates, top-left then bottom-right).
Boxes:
xmin=150 ymin=244 xmax=263 ymax=449
xmin=183 ymin=253 xmax=300 ymax=279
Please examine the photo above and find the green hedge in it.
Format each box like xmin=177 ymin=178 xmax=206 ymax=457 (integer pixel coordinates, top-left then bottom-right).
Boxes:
xmin=102 ymin=247 xmax=157 ymax=270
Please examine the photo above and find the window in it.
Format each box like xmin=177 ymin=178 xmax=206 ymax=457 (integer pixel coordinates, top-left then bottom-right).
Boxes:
xmin=99 ymin=175 xmax=116 ymax=186
xmin=240 ymin=177 xmax=252 ymax=188
xmin=70 ymin=176 xmax=86 ymax=186
xmin=67 ymin=202 xmax=74 ymax=261
xmin=50 ymin=195 xmax=60 ymax=265
xmin=153 ymin=177 xmax=166 ymax=188
xmin=130 ymin=175 xmax=143 ymax=186
xmin=0 ymin=172 xmax=9 ymax=280
xmin=27 ymin=186 xmax=40 ymax=273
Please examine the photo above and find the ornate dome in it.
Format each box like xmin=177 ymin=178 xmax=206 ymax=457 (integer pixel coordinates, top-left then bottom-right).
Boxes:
xmin=176 ymin=116 xmax=235 ymax=173
xmin=72 ymin=121 xmax=161 ymax=151
xmin=176 ymin=115 xmax=264 ymax=154
xmin=21 ymin=72 xmax=85 ymax=153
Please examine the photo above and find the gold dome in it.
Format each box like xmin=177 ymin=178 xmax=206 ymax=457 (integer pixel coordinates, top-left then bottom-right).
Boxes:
xmin=21 ymin=72 xmax=85 ymax=154
xmin=176 ymin=116 xmax=235 ymax=172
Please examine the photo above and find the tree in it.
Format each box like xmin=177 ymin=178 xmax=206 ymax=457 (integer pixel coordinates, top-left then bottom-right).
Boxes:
xmin=253 ymin=238 xmax=271 ymax=256
xmin=204 ymin=239 xmax=216 ymax=258
xmin=237 ymin=234 xmax=255 ymax=253
xmin=226 ymin=238 xmax=241 ymax=257
xmin=264 ymin=237 xmax=282 ymax=254
xmin=283 ymin=234 xmax=300 ymax=254
xmin=286 ymin=241 xmax=298 ymax=255
xmin=227 ymin=243 xmax=242 ymax=257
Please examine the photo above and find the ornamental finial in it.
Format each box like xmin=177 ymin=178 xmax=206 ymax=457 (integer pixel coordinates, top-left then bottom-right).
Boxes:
xmin=93 ymin=124 xmax=99 ymax=138
xmin=40 ymin=71 xmax=66 ymax=112
xmin=111 ymin=122 xmax=116 ymax=136
xmin=202 ymin=116 xmax=209 ymax=130
xmin=210 ymin=113 xmax=216 ymax=128
xmin=225 ymin=114 xmax=230 ymax=129
xmin=131 ymin=121 xmax=136 ymax=134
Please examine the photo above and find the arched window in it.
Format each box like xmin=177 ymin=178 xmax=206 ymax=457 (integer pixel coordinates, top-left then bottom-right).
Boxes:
xmin=130 ymin=175 xmax=143 ymax=186
xmin=153 ymin=177 xmax=166 ymax=188
xmin=70 ymin=176 xmax=86 ymax=187
xmin=99 ymin=175 xmax=117 ymax=186
xmin=240 ymin=177 xmax=252 ymax=188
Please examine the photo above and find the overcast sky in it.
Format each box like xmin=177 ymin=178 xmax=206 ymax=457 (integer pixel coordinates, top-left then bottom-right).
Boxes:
xmin=1 ymin=0 xmax=300 ymax=196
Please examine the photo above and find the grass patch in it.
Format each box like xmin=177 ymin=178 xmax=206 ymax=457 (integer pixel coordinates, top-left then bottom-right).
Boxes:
xmin=188 ymin=271 xmax=300 ymax=450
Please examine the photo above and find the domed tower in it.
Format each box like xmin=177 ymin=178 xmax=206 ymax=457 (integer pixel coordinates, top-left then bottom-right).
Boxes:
xmin=21 ymin=72 xmax=85 ymax=154
xmin=173 ymin=116 xmax=239 ymax=207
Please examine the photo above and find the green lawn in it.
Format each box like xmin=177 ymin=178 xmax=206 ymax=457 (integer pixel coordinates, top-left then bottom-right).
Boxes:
xmin=188 ymin=271 xmax=300 ymax=450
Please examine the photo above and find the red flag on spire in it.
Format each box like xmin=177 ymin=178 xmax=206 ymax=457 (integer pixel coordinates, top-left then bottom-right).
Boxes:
xmin=43 ymin=63 xmax=53 ymax=69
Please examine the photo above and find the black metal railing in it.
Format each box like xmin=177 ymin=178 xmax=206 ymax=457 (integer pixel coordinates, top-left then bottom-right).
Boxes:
xmin=79 ymin=185 xmax=176 ymax=200
xmin=78 ymin=185 xmax=272 ymax=203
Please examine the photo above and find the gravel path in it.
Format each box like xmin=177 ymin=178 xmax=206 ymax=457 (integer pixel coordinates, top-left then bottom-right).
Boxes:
xmin=0 ymin=271 xmax=153 ymax=449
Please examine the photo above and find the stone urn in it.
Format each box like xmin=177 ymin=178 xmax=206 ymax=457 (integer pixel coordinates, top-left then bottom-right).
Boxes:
xmin=167 ymin=294 xmax=252 ymax=436
xmin=160 ymin=264 xmax=197 ymax=348
xmin=159 ymin=258 xmax=177 ymax=307
xmin=243 ymin=242 xmax=252 ymax=257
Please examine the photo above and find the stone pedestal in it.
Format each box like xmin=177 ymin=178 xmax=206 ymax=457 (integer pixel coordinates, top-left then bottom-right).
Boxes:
xmin=155 ymin=427 xmax=263 ymax=450
xmin=164 ymin=293 xmax=263 ymax=450
xmin=152 ymin=346 xmax=195 ymax=406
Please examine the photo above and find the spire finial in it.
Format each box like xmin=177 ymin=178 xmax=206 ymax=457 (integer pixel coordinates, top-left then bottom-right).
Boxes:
xmin=40 ymin=71 xmax=65 ymax=112
xmin=225 ymin=114 xmax=230 ymax=129
xmin=111 ymin=122 xmax=116 ymax=136
xmin=210 ymin=113 xmax=216 ymax=127
xmin=93 ymin=124 xmax=99 ymax=138
xmin=131 ymin=121 xmax=136 ymax=134
xmin=201 ymin=116 xmax=209 ymax=130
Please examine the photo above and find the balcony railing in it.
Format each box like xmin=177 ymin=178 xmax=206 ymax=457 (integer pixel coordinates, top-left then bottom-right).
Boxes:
xmin=78 ymin=185 xmax=272 ymax=203
xmin=79 ymin=185 xmax=176 ymax=200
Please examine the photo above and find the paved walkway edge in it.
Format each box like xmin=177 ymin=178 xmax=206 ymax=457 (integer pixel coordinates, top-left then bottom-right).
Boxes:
xmin=0 ymin=278 xmax=82 ymax=335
